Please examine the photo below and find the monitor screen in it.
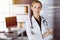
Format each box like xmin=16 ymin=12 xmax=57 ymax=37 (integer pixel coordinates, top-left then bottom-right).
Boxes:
xmin=5 ymin=16 xmax=17 ymax=28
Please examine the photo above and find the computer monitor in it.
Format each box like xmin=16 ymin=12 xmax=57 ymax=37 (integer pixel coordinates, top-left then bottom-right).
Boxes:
xmin=5 ymin=16 xmax=17 ymax=28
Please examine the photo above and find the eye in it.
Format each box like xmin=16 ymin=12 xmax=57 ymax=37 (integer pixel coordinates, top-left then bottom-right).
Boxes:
xmin=38 ymin=7 xmax=41 ymax=9
xmin=34 ymin=7 xmax=36 ymax=8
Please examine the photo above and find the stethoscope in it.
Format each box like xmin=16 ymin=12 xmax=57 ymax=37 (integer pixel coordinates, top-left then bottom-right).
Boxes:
xmin=30 ymin=17 xmax=48 ymax=35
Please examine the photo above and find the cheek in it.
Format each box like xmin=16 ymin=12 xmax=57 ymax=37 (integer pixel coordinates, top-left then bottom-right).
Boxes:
xmin=33 ymin=9 xmax=36 ymax=12
xmin=33 ymin=8 xmax=36 ymax=11
xmin=31 ymin=7 xmax=34 ymax=12
xmin=38 ymin=9 xmax=41 ymax=12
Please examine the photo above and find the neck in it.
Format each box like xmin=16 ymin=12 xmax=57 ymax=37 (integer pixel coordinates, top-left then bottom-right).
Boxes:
xmin=33 ymin=13 xmax=40 ymax=18
xmin=33 ymin=13 xmax=40 ymax=21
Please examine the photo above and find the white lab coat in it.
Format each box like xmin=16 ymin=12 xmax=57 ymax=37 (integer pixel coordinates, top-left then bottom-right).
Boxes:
xmin=25 ymin=16 xmax=53 ymax=40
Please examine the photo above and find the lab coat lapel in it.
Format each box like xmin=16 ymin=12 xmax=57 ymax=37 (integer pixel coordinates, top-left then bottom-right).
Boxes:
xmin=32 ymin=16 xmax=42 ymax=35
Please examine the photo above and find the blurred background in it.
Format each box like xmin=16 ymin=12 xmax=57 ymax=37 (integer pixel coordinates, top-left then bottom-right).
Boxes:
xmin=0 ymin=0 xmax=60 ymax=40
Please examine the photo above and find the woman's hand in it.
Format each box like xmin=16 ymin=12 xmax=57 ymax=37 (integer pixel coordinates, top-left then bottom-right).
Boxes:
xmin=42 ymin=29 xmax=53 ymax=38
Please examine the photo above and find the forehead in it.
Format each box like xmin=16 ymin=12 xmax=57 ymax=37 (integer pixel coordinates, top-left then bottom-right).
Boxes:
xmin=33 ymin=3 xmax=41 ymax=7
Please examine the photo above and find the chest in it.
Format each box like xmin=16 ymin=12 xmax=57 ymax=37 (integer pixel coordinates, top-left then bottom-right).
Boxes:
xmin=32 ymin=18 xmax=48 ymax=34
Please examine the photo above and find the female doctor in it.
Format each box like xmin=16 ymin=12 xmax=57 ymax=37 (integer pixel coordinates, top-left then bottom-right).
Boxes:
xmin=25 ymin=1 xmax=53 ymax=40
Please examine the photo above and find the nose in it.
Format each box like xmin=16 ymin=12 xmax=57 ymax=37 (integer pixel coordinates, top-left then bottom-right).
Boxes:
xmin=35 ymin=8 xmax=38 ymax=11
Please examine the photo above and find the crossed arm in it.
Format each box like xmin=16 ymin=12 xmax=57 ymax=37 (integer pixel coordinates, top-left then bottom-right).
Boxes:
xmin=42 ymin=28 xmax=53 ymax=38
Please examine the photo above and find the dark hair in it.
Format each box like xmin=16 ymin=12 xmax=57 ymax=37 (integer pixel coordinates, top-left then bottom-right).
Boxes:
xmin=30 ymin=0 xmax=42 ymax=18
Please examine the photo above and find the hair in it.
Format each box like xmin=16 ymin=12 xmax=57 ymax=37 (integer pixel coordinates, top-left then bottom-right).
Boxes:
xmin=30 ymin=0 xmax=42 ymax=18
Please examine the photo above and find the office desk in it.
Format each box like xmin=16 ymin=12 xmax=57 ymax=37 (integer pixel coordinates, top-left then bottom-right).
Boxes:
xmin=5 ymin=28 xmax=26 ymax=40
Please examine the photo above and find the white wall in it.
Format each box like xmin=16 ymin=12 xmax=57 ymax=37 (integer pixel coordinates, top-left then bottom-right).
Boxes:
xmin=0 ymin=0 xmax=10 ymax=31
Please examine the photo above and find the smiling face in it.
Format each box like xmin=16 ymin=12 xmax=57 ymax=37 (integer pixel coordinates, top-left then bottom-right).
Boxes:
xmin=31 ymin=2 xmax=42 ymax=15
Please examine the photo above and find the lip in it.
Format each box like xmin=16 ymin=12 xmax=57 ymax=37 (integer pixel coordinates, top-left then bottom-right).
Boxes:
xmin=35 ymin=12 xmax=39 ymax=13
